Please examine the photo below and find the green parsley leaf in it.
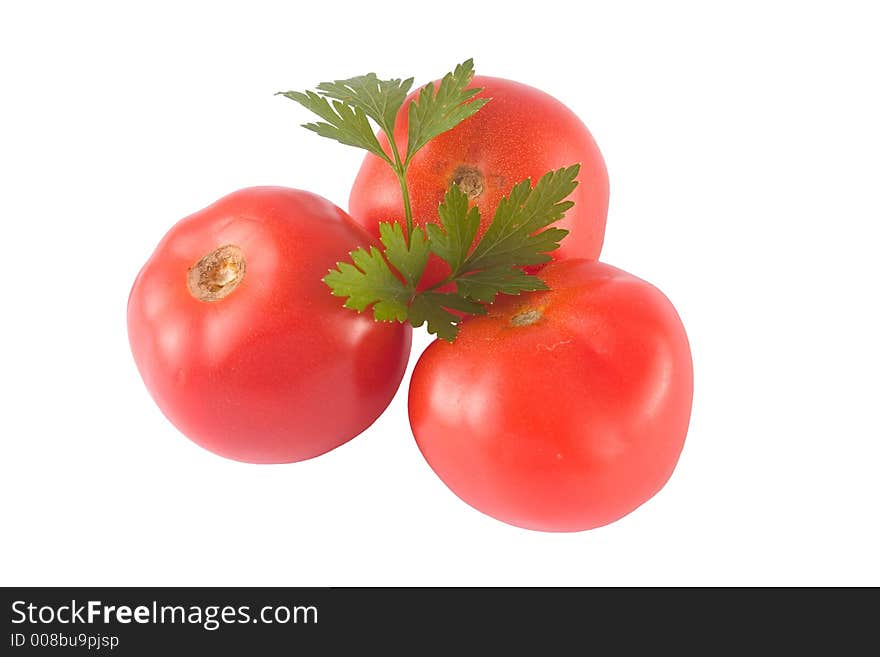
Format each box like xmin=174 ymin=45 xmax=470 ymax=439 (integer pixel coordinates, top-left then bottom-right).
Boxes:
xmin=276 ymin=90 xmax=390 ymax=164
xmin=281 ymin=60 xmax=491 ymax=243
xmin=405 ymin=59 xmax=490 ymax=164
xmin=426 ymin=183 xmax=480 ymax=276
xmin=315 ymin=74 xmax=413 ymax=139
xmin=379 ymin=223 xmax=430 ymax=288
xmin=463 ymin=165 xmax=579 ymax=271
xmin=409 ymin=292 xmax=486 ymax=341
xmin=456 ymin=266 xmax=549 ymax=303
xmin=425 ymin=175 xmax=564 ymax=304
xmin=323 ymin=246 xmax=411 ymax=322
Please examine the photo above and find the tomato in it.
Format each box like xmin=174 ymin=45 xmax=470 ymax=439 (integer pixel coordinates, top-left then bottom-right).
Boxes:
xmin=127 ymin=187 xmax=412 ymax=464
xmin=349 ymin=76 xmax=610 ymax=287
xmin=408 ymin=259 xmax=692 ymax=532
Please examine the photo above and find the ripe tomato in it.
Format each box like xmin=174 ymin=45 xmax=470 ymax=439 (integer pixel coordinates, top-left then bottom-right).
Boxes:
xmin=349 ymin=76 xmax=609 ymax=287
xmin=128 ymin=187 xmax=412 ymax=464
xmin=408 ymin=259 xmax=693 ymax=532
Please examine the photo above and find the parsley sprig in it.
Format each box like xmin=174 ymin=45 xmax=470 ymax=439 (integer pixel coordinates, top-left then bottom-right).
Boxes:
xmin=279 ymin=60 xmax=487 ymax=241
xmin=279 ymin=61 xmax=580 ymax=341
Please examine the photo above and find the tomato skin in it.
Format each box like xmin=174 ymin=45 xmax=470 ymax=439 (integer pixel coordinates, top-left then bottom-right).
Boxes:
xmin=128 ymin=187 xmax=412 ymax=464
xmin=408 ymin=259 xmax=692 ymax=532
xmin=349 ymin=76 xmax=610 ymax=286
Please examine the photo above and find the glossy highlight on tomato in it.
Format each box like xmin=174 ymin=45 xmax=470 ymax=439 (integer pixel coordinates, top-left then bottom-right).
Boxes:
xmin=408 ymin=259 xmax=693 ymax=532
xmin=349 ymin=76 xmax=610 ymax=286
xmin=127 ymin=187 xmax=412 ymax=464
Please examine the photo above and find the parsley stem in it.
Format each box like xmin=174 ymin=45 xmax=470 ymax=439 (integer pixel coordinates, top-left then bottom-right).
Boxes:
xmin=394 ymin=168 xmax=415 ymax=243
xmin=384 ymin=131 xmax=415 ymax=244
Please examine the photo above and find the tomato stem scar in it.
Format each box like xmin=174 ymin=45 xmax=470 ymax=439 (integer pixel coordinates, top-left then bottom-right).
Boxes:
xmin=510 ymin=308 xmax=543 ymax=327
xmin=187 ymin=244 xmax=246 ymax=302
xmin=451 ymin=165 xmax=484 ymax=199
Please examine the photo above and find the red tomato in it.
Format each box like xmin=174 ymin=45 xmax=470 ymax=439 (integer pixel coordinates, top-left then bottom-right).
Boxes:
xmin=349 ymin=76 xmax=610 ymax=287
xmin=128 ymin=187 xmax=412 ymax=464
xmin=408 ymin=259 xmax=693 ymax=532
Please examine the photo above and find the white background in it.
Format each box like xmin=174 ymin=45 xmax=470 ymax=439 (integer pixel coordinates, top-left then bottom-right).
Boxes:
xmin=1 ymin=1 xmax=878 ymax=586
